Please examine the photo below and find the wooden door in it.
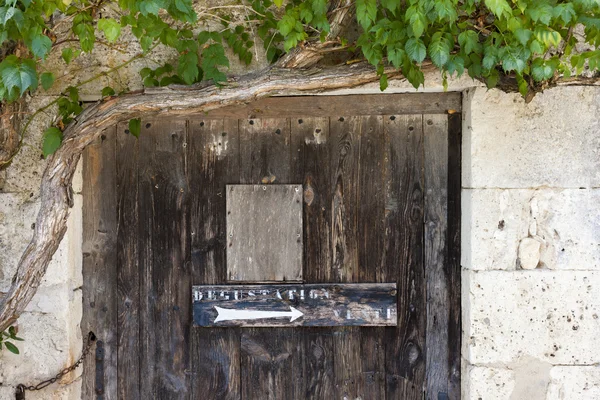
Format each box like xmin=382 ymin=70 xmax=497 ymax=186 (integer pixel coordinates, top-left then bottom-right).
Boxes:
xmin=81 ymin=93 xmax=462 ymax=400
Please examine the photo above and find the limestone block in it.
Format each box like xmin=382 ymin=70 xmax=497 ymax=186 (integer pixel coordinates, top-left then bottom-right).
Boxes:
xmin=465 ymin=367 xmax=515 ymax=400
xmin=462 ymin=189 xmax=600 ymax=271
xmin=547 ymin=366 xmax=600 ymax=399
xmin=466 ymin=270 xmax=600 ymax=365
xmin=464 ymin=86 xmax=600 ymax=188
xmin=0 ymin=312 xmax=73 ymax=384
xmin=0 ymin=96 xmax=58 ymax=195
xmin=461 ymin=189 xmax=530 ymax=270
xmin=0 ymin=194 xmax=39 ymax=292
xmin=0 ymin=387 xmax=14 ymax=400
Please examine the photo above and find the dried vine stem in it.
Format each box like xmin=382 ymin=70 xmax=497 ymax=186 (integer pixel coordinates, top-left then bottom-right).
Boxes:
xmin=0 ymin=62 xmax=404 ymax=331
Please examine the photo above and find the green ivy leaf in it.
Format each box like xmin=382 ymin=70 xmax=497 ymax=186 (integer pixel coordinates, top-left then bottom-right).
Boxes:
xmin=41 ymin=72 xmax=54 ymax=91
xmin=4 ymin=341 xmax=19 ymax=354
xmin=356 ymin=0 xmax=377 ymax=29
xmin=526 ymin=4 xmax=553 ymax=25
xmin=429 ymin=34 xmax=451 ymax=67
xmin=405 ymin=38 xmax=426 ymax=63
xmin=42 ymin=127 xmax=63 ymax=157
xmin=458 ymin=30 xmax=481 ymax=55
xmin=31 ymin=34 xmax=52 ymax=59
xmin=273 ymin=0 xmax=284 ymax=7
xmin=514 ymin=29 xmax=532 ymax=46
xmin=0 ymin=56 xmax=38 ymax=97
xmin=101 ymin=86 xmax=115 ymax=97
xmin=379 ymin=73 xmax=388 ymax=91
xmin=61 ymin=48 xmax=75 ymax=64
xmin=534 ymin=28 xmax=562 ymax=48
xmin=128 ymin=118 xmax=141 ymax=138
xmin=98 ymin=18 xmax=121 ymax=43
xmin=387 ymin=47 xmax=405 ymax=69
xmin=484 ymin=0 xmax=512 ymax=18
xmin=177 ymin=51 xmax=199 ymax=84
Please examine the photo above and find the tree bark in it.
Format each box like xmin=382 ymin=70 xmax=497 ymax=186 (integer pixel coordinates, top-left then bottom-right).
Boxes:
xmin=0 ymin=62 xmax=404 ymax=332
xmin=0 ymin=99 xmax=23 ymax=170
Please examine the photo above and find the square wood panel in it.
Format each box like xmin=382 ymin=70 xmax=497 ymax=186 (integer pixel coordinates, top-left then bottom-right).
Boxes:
xmin=226 ymin=184 xmax=303 ymax=282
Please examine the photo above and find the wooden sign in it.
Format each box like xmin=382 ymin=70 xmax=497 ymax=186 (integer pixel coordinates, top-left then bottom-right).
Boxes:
xmin=192 ymin=283 xmax=397 ymax=327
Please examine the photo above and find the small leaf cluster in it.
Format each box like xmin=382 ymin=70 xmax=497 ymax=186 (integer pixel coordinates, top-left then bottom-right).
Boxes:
xmin=0 ymin=326 xmax=24 ymax=355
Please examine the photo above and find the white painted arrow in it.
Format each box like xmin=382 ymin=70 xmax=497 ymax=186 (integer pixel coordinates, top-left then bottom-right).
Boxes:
xmin=214 ymin=306 xmax=304 ymax=323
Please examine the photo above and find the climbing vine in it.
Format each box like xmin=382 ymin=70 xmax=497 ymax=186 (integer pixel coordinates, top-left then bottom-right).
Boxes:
xmin=0 ymin=0 xmax=598 ymax=163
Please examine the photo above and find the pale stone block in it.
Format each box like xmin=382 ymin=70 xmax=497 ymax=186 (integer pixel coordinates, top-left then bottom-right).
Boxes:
xmin=24 ymin=283 xmax=71 ymax=315
xmin=1 ymin=96 xmax=58 ymax=195
xmin=464 ymin=86 xmax=600 ymax=189
xmin=466 ymin=270 xmax=600 ymax=365
xmin=0 ymin=194 xmax=39 ymax=292
xmin=0 ymin=312 xmax=72 ymax=383
xmin=465 ymin=367 xmax=515 ymax=400
xmin=462 ymin=189 xmax=600 ymax=271
xmin=0 ymin=387 xmax=14 ymax=400
xmin=547 ymin=366 xmax=600 ymax=400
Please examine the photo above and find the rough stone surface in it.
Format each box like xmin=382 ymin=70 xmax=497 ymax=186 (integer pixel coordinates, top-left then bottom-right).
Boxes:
xmin=466 ymin=270 xmax=600 ymax=365
xmin=465 ymin=367 xmax=515 ymax=400
xmin=464 ymin=86 xmax=600 ymax=189
xmin=518 ymin=237 xmax=542 ymax=269
xmin=462 ymin=189 xmax=600 ymax=271
xmin=547 ymin=366 xmax=600 ymax=399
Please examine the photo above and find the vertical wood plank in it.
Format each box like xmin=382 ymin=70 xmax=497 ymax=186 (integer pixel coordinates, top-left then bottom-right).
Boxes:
xmin=384 ymin=114 xmax=426 ymax=400
xmin=447 ymin=113 xmax=462 ymax=399
xmin=329 ymin=115 xmax=362 ymax=399
xmin=82 ymin=128 xmax=118 ymax=400
xmin=138 ymin=120 xmax=191 ymax=400
xmin=357 ymin=115 xmax=386 ymax=399
xmin=329 ymin=116 xmax=360 ymax=282
xmin=424 ymin=114 xmax=450 ymax=400
xmin=290 ymin=117 xmax=336 ymax=399
xmin=188 ymin=118 xmax=241 ymax=399
xmin=116 ymin=123 xmax=140 ymax=399
xmin=239 ymin=117 xmax=304 ymax=399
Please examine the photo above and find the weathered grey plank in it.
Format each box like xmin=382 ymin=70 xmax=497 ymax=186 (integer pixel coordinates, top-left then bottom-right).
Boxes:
xmin=226 ymin=184 xmax=303 ymax=282
xmin=384 ymin=114 xmax=426 ymax=400
xmin=424 ymin=114 xmax=450 ymax=400
xmin=203 ymin=93 xmax=462 ymax=118
xmin=361 ymin=327 xmax=386 ymax=399
xmin=188 ymin=118 xmax=241 ymax=400
xmin=193 ymin=283 xmax=397 ymax=327
xmin=303 ymin=330 xmax=335 ymax=399
xmin=116 ymin=122 xmax=140 ymax=399
xmin=138 ymin=119 xmax=191 ymax=399
xmin=447 ymin=112 xmax=462 ymax=398
xmin=82 ymin=128 xmax=118 ymax=400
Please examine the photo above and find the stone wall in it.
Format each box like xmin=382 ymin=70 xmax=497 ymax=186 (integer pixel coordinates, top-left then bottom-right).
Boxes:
xmin=0 ymin=40 xmax=599 ymax=399
xmin=462 ymin=86 xmax=600 ymax=400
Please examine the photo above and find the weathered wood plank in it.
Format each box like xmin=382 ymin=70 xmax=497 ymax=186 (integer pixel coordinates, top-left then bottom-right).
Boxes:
xmin=303 ymin=330 xmax=335 ymax=399
xmin=447 ymin=112 xmax=462 ymax=398
xmin=226 ymin=184 xmax=303 ymax=282
xmin=329 ymin=116 xmax=360 ymax=282
xmin=290 ymin=117 xmax=331 ymax=283
xmin=82 ymin=128 xmax=118 ymax=400
xmin=424 ymin=114 xmax=450 ymax=400
xmin=384 ymin=114 xmax=426 ymax=400
xmin=204 ymin=93 xmax=462 ymax=118
xmin=193 ymin=284 xmax=396 ymax=327
xmin=361 ymin=327 xmax=386 ymax=399
xmin=239 ymin=117 xmax=291 ymax=184
xmin=240 ymin=329 xmax=303 ymax=400
xmin=329 ymin=115 xmax=363 ymax=399
xmin=138 ymin=119 xmax=191 ymax=399
xmin=188 ymin=118 xmax=241 ymax=399
xmin=116 ymin=123 xmax=140 ymax=399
